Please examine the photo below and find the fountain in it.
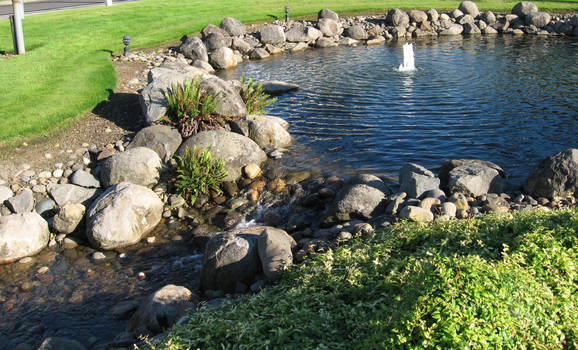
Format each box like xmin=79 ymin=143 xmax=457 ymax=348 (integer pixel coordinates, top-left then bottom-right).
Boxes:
xmin=398 ymin=43 xmax=416 ymax=72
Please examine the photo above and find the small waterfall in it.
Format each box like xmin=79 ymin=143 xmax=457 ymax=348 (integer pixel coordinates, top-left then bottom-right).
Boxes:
xmin=398 ymin=43 xmax=416 ymax=72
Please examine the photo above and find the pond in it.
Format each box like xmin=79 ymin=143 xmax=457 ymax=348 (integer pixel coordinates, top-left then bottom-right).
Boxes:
xmin=219 ymin=35 xmax=578 ymax=185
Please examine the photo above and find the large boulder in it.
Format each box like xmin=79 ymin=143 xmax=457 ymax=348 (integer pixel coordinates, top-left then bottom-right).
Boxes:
xmin=525 ymin=11 xmax=551 ymax=27
xmin=209 ymin=47 xmax=238 ymax=70
xmin=318 ymin=8 xmax=339 ymax=21
xmin=331 ymin=175 xmax=388 ymax=221
xmin=260 ymin=25 xmax=286 ymax=45
xmin=204 ymin=32 xmax=228 ymax=52
xmin=408 ymin=10 xmax=428 ymax=23
xmin=200 ymin=75 xmax=247 ymax=118
xmin=459 ymin=1 xmax=480 ymax=18
xmin=139 ymin=59 xmax=206 ymax=124
xmin=317 ymin=18 xmax=342 ymax=37
xmin=127 ymin=125 xmax=182 ymax=162
xmin=258 ymin=227 xmax=293 ymax=281
xmin=233 ymin=115 xmax=292 ymax=150
xmin=220 ymin=17 xmax=246 ymax=37
xmin=524 ymin=148 xmax=578 ymax=199
xmin=512 ymin=1 xmax=539 ymax=19
xmin=386 ymin=8 xmax=410 ymax=27
xmin=178 ymin=36 xmax=208 ymax=62
xmin=177 ymin=130 xmax=267 ymax=182
xmin=343 ymin=25 xmax=368 ymax=40
xmin=200 ymin=231 xmax=261 ymax=293
xmin=399 ymin=163 xmax=440 ymax=199
xmin=439 ymin=159 xmax=505 ymax=190
xmin=86 ymin=182 xmax=163 ymax=250
xmin=447 ymin=164 xmax=505 ymax=196
xmin=285 ymin=26 xmax=323 ymax=42
xmin=47 ymin=184 xmax=101 ymax=207
xmin=127 ymin=284 xmax=198 ymax=336
xmin=100 ymin=147 xmax=162 ymax=188
xmin=0 ymin=212 xmax=49 ymax=264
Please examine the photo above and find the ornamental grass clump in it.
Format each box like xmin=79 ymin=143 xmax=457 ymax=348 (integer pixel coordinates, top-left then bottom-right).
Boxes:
xmin=174 ymin=146 xmax=227 ymax=206
xmin=239 ymin=73 xmax=277 ymax=115
xmin=162 ymin=77 xmax=228 ymax=138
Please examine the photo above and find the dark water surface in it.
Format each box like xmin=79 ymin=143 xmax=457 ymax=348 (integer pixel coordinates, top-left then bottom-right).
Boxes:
xmin=220 ymin=36 xmax=578 ymax=183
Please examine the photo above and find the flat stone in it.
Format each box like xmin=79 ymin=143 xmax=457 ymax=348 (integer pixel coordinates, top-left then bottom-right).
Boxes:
xmin=5 ymin=189 xmax=34 ymax=214
xmin=260 ymin=81 xmax=299 ymax=95
xmin=399 ymin=205 xmax=434 ymax=222
xmin=70 ymin=170 xmax=101 ymax=188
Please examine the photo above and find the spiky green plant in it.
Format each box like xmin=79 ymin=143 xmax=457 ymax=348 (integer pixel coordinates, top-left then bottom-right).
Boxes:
xmin=239 ymin=73 xmax=278 ymax=115
xmin=174 ymin=146 xmax=228 ymax=205
xmin=162 ymin=77 xmax=224 ymax=138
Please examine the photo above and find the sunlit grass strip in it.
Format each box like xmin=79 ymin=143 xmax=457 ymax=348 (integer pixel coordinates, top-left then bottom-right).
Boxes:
xmin=157 ymin=208 xmax=577 ymax=349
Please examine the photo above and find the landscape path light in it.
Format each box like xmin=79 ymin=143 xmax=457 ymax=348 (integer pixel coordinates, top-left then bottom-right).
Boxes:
xmin=123 ymin=35 xmax=131 ymax=57
xmin=284 ymin=6 xmax=290 ymax=23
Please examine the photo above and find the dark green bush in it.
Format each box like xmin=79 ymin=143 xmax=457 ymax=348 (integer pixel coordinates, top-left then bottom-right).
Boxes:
xmin=239 ymin=73 xmax=277 ymax=115
xmin=162 ymin=78 xmax=226 ymax=138
xmin=174 ymin=146 xmax=227 ymax=206
xmin=157 ymin=208 xmax=578 ymax=349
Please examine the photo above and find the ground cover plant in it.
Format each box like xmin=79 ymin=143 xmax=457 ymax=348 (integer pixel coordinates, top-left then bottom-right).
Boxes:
xmin=0 ymin=0 xmax=577 ymax=146
xmin=156 ymin=208 xmax=577 ymax=349
xmin=173 ymin=146 xmax=227 ymax=206
xmin=162 ymin=78 xmax=223 ymax=138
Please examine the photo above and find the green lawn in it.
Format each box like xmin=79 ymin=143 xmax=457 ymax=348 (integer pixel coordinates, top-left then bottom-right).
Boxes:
xmin=0 ymin=0 xmax=577 ymax=145
xmin=157 ymin=208 xmax=578 ymax=349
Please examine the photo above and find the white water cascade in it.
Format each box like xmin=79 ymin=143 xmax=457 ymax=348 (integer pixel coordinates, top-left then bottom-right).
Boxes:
xmin=398 ymin=43 xmax=416 ymax=72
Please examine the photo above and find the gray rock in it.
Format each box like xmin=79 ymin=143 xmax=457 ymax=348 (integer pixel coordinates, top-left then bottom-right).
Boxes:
xmin=260 ymin=25 xmax=286 ymax=45
xmin=420 ymin=188 xmax=446 ymax=201
xmin=127 ymin=285 xmax=198 ymax=336
xmin=209 ymin=47 xmax=238 ymax=69
xmin=258 ymin=227 xmax=293 ymax=281
xmin=344 ymin=25 xmax=368 ymax=40
xmin=387 ymin=8 xmax=410 ymax=27
xmin=482 ymin=25 xmax=499 ymax=34
xmin=449 ymin=192 xmax=470 ymax=211
xmin=441 ymin=202 xmax=457 ymax=217
xmin=512 ymin=1 xmax=539 ymax=19
xmin=385 ymin=192 xmax=407 ymax=215
xmin=128 ymin=125 xmax=182 ymax=162
xmin=249 ymin=47 xmax=270 ymax=60
xmin=200 ymin=75 xmax=247 ymax=118
xmin=5 ymin=189 xmax=33 ymax=214
xmin=339 ymin=37 xmax=359 ymax=46
xmin=426 ymin=8 xmax=439 ymax=22
xmin=139 ymin=59 xmax=206 ymax=124
xmin=192 ymin=59 xmax=216 ymax=73
xmin=260 ymin=80 xmax=299 ymax=95
xmin=458 ymin=14 xmax=475 ymax=25
xmin=100 ymin=147 xmax=162 ymax=188
xmin=35 ymin=199 xmax=56 ymax=215
xmin=399 ymin=163 xmax=440 ymax=199
xmin=555 ymin=22 xmax=574 ymax=35
xmin=285 ymin=26 xmax=323 ymax=42
xmin=316 ymin=37 xmax=339 ymax=48
xmin=448 ymin=164 xmax=505 ymax=196
xmin=525 ymin=11 xmax=551 ymax=27
xmin=481 ymin=11 xmax=497 ymax=24
xmin=459 ymin=1 xmax=480 ymax=17
xmin=204 ymin=32 xmax=228 ymax=51
xmin=220 ymin=17 xmax=246 ymax=37
xmin=318 ymin=8 xmax=339 ymax=21
xmin=86 ymin=182 xmax=163 ymax=250
xmin=440 ymin=24 xmax=464 ymax=35
xmin=37 ymin=337 xmax=86 ymax=350
xmin=47 ymin=184 xmax=100 ymax=207
xmin=201 ymin=23 xmax=230 ymax=40
xmin=178 ymin=36 xmax=208 ymax=62
xmin=53 ymin=203 xmax=85 ymax=234
xmin=70 ymin=169 xmax=100 ymax=188
xmin=0 ymin=212 xmax=49 ymax=264
xmin=399 ymin=205 xmax=434 ymax=222
xmin=0 ymin=186 xmax=13 ymax=203
xmin=439 ymin=159 xmax=506 ymax=190
xmin=317 ymin=18 xmax=342 ymax=37
xmin=243 ymin=115 xmax=292 ymax=150
xmin=111 ymin=300 xmax=141 ymax=320
xmin=200 ymin=231 xmax=260 ymax=293
xmin=451 ymin=9 xmax=464 ymax=19
xmin=231 ymin=37 xmax=252 ymax=53
xmin=333 ymin=183 xmax=386 ymax=221
xmin=524 ymin=148 xmax=578 ymax=199
xmin=408 ymin=10 xmax=428 ymax=23
xmin=177 ymin=130 xmax=267 ymax=182
xmin=463 ymin=22 xmax=482 ymax=34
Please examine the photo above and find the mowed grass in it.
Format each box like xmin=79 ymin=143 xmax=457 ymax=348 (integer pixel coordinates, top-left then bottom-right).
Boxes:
xmin=0 ymin=0 xmax=577 ymax=146
xmin=157 ymin=208 xmax=578 ymax=349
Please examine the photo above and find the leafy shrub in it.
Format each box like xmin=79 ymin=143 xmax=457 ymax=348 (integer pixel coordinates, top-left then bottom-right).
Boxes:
xmin=174 ymin=146 xmax=227 ymax=205
xmin=239 ymin=73 xmax=277 ymax=115
xmin=162 ymin=77 xmax=226 ymax=138
xmin=157 ymin=208 xmax=578 ymax=349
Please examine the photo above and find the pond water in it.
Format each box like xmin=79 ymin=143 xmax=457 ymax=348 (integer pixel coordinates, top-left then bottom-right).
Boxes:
xmin=219 ymin=36 xmax=578 ymax=184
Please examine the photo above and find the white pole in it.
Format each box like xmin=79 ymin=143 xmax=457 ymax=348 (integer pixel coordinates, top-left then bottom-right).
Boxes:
xmin=105 ymin=0 xmax=112 ymax=6
xmin=12 ymin=0 xmax=25 ymax=54
xmin=17 ymin=0 xmax=24 ymax=19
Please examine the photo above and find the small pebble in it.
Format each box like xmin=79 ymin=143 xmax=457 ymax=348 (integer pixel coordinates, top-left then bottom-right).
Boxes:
xmin=18 ymin=257 xmax=35 ymax=264
xmin=92 ymin=252 xmax=106 ymax=261
xmin=105 ymin=127 xmax=112 ymax=133
xmin=52 ymin=169 xmax=64 ymax=178
xmin=54 ymin=163 xmax=63 ymax=169
xmin=44 ymin=153 xmax=52 ymax=159
xmin=146 ymin=236 xmax=156 ymax=244
xmin=82 ymin=157 xmax=91 ymax=166
xmin=138 ymin=272 xmax=146 ymax=280
xmin=37 ymin=266 xmax=49 ymax=274
xmin=20 ymin=282 xmax=33 ymax=292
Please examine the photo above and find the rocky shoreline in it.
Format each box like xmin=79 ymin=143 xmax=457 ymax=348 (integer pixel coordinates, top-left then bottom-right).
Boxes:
xmin=1 ymin=1 xmax=577 ymax=349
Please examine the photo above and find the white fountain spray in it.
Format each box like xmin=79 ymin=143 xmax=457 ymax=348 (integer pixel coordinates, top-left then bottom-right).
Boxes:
xmin=398 ymin=43 xmax=416 ymax=72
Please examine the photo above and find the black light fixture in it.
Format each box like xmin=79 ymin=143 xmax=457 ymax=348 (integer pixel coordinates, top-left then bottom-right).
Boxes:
xmin=284 ymin=6 xmax=290 ymax=23
xmin=122 ymin=35 xmax=131 ymax=57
